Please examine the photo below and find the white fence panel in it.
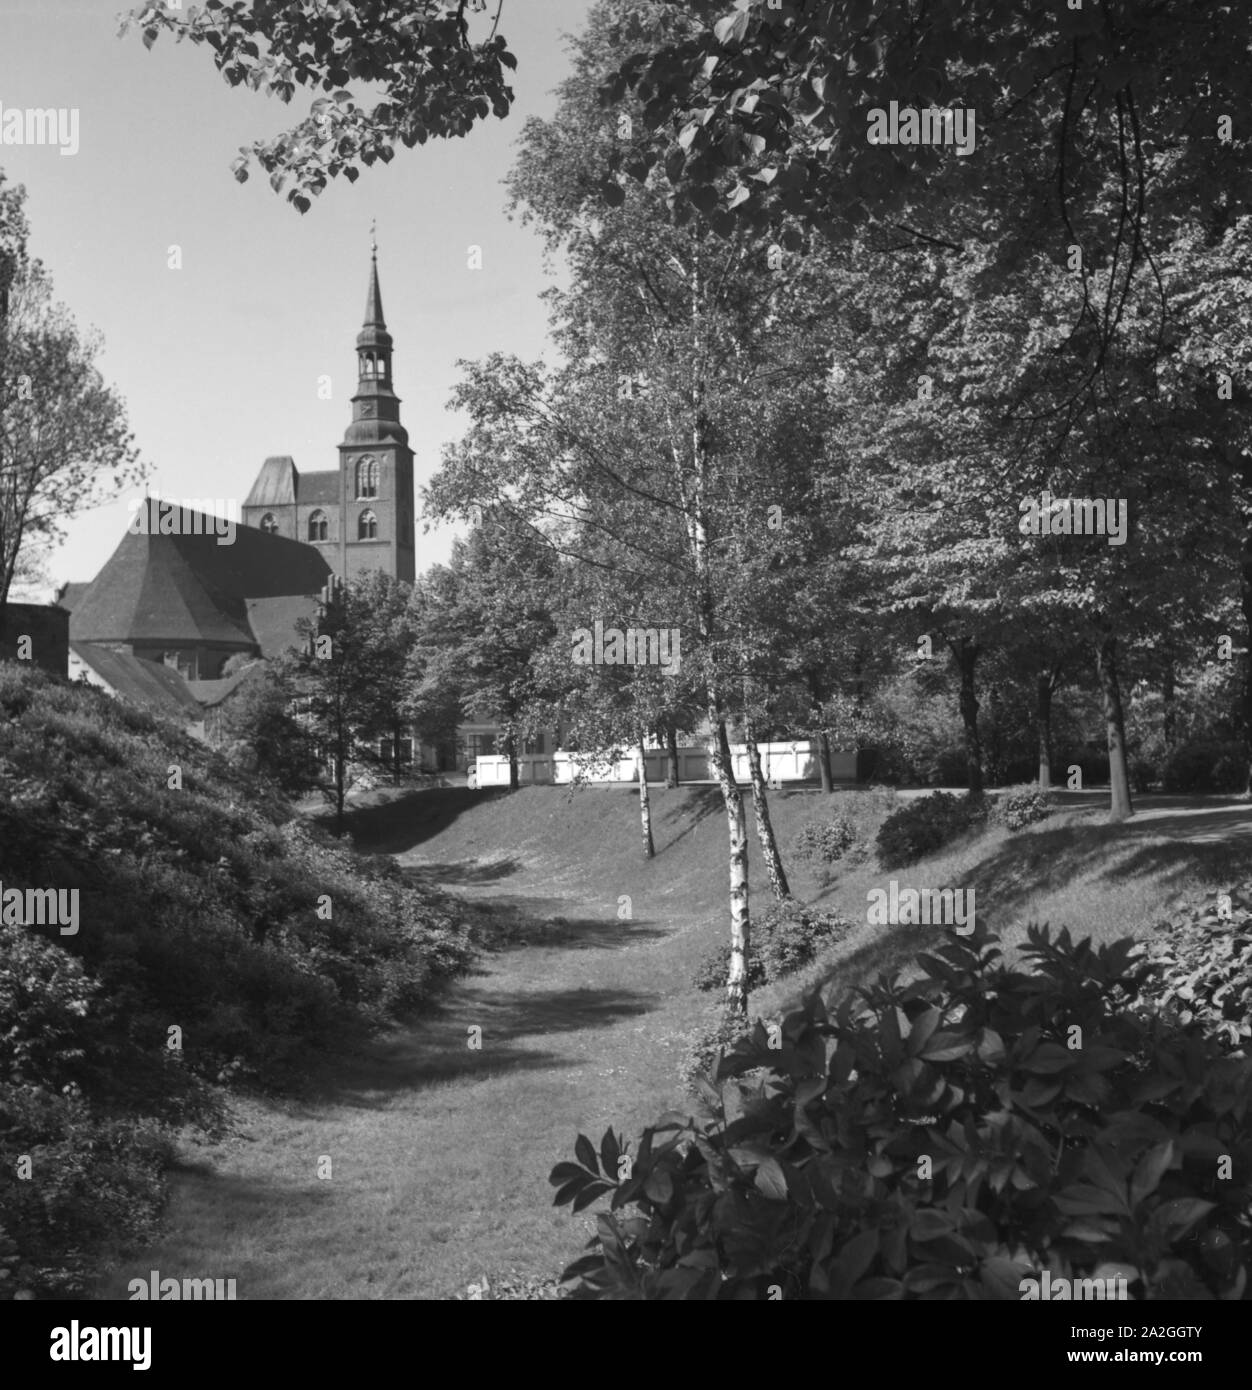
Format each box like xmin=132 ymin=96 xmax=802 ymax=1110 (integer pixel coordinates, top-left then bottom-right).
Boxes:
xmin=475 ymin=740 xmax=856 ymax=787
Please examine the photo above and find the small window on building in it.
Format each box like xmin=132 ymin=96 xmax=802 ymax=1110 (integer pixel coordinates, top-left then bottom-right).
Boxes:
xmin=259 ymin=513 xmax=278 ymax=534
xmin=358 ymin=509 xmax=378 ymax=540
xmin=308 ymin=510 xmax=329 ymax=542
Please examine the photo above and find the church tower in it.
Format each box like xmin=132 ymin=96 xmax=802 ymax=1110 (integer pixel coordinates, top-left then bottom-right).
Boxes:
xmin=335 ymin=240 xmax=416 ymax=583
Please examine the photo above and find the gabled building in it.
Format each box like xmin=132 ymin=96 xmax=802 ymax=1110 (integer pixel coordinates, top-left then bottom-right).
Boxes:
xmin=60 ymin=246 xmax=416 ymax=742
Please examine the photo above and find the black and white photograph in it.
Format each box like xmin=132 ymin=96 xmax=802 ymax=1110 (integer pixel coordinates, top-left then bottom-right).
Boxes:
xmin=1 ymin=0 xmax=1250 ymax=1360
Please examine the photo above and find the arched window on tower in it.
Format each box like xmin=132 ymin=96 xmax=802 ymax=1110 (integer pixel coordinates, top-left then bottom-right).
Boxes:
xmin=358 ymin=509 xmax=378 ymax=541
xmin=259 ymin=513 xmax=278 ymax=535
xmin=356 ymin=456 xmax=378 ymax=499
xmin=308 ymin=510 xmax=329 ymax=542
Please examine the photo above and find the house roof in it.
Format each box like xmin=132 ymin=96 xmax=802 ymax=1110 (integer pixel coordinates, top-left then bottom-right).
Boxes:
xmin=186 ymin=664 xmax=261 ymax=707
xmin=70 ymin=642 xmax=205 ymax=719
xmin=55 ymin=581 xmax=90 ymax=613
xmin=298 ymin=471 xmax=340 ymax=506
xmin=244 ymin=456 xmax=297 ymax=508
xmin=69 ymin=515 xmax=332 ymax=649
xmin=246 ymin=594 xmax=321 ymax=660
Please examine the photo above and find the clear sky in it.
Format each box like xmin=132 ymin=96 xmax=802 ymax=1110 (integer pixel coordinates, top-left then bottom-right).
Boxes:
xmin=0 ymin=0 xmax=590 ymax=596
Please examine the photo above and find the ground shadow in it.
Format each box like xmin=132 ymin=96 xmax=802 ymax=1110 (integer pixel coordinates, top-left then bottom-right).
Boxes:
xmin=324 ymin=787 xmax=514 ymax=856
xmin=656 ymin=786 xmax=724 ymax=852
xmin=302 ymin=982 xmax=660 ymax=1108
xmin=402 ymin=857 xmax=524 ymax=885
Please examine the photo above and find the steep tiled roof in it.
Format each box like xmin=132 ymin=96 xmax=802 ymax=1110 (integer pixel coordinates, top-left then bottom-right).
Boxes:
xmin=70 ymin=643 xmax=204 ymax=719
xmin=246 ymin=594 xmax=321 ymax=660
xmin=244 ymin=456 xmax=297 ymax=508
xmin=55 ymin=582 xmax=90 ymax=613
xmin=69 ymin=515 xmax=332 ymax=649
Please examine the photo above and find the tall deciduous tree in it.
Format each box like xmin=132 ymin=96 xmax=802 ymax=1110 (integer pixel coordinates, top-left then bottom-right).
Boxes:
xmin=0 ymin=186 xmax=143 ymax=624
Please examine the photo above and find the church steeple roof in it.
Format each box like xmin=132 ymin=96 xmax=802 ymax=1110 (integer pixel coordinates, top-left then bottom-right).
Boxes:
xmin=363 ymin=244 xmax=386 ymax=330
xmin=356 ymin=231 xmax=393 ymax=350
xmin=344 ymin=233 xmax=407 ymax=447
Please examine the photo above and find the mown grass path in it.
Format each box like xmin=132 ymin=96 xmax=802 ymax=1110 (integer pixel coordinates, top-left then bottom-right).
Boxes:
xmin=98 ymin=787 xmax=728 ymax=1300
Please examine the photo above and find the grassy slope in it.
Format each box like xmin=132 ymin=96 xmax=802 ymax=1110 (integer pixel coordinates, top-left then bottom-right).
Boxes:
xmin=93 ymin=780 xmax=1252 ymax=1299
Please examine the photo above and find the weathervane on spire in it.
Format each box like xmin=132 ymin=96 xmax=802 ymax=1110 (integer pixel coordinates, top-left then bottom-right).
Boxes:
xmin=370 ymin=219 xmax=377 ymax=257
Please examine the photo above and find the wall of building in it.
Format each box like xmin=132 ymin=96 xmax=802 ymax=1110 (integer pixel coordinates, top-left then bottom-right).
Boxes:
xmin=0 ymin=602 xmax=69 ymax=676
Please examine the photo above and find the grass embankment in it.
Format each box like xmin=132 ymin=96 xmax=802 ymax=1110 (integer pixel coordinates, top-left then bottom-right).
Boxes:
xmin=0 ymin=664 xmax=476 ymax=1299
xmin=92 ymin=777 xmax=1251 ymax=1299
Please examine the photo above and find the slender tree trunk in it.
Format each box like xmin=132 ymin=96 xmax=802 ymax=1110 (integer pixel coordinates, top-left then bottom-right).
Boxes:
xmin=665 ymin=723 xmax=680 ymax=788
xmin=334 ymin=740 xmax=347 ymax=837
xmin=951 ymin=636 xmax=984 ymax=798
xmin=1162 ymin=659 xmax=1177 ymax=754
xmin=744 ymin=720 xmax=790 ymax=900
xmin=807 ymin=671 xmax=834 ymax=791
xmin=504 ymin=729 xmax=519 ymax=790
xmin=392 ymin=718 xmax=402 ymax=779
xmin=637 ymin=736 xmax=655 ymax=859
xmin=1036 ymin=670 xmax=1054 ymax=790
xmin=817 ymin=730 xmax=834 ymax=792
xmin=709 ymin=710 xmax=750 ymax=1020
xmin=1096 ymin=627 xmax=1134 ymax=823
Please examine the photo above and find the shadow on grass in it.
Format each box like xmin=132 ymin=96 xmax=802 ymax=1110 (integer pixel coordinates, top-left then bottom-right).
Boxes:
xmin=657 ymin=786 xmax=724 ymax=852
xmin=332 ymin=787 xmax=513 ymax=856
xmin=303 ymin=982 xmax=658 ymax=1108
xmin=403 ymin=857 xmax=524 ymax=885
xmin=950 ymin=822 xmax=1249 ymax=926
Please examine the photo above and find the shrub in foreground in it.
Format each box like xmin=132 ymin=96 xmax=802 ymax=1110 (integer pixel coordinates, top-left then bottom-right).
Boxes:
xmin=1137 ymin=883 xmax=1252 ymax=1056
xmin=552 ymin=922 xmax=1252 ymax=1299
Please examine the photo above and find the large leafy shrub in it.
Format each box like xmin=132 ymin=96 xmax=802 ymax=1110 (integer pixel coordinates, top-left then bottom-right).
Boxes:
xmin=875 ymin=791 xmax=986 ymax=870
xmin=0 ymin=1083 xmax=172 ymax=1300
xmin=551 ymin=922 xmax=1252 ymax=1299
xmin=1137 ymin=884 xmax=1252 ymax=1056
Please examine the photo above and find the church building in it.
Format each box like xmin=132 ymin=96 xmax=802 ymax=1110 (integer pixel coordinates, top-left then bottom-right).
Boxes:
xmin=58 ymin=247 xmax=419 ymax=738
xmin=242 ymin=246 xmax=416 ymax=584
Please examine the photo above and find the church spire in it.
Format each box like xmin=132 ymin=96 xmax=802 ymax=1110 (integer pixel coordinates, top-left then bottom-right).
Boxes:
xmin=363 ymin=221 xmax=386 ymax=331
xmin=344 ymin=235 xmax=407 ymax=448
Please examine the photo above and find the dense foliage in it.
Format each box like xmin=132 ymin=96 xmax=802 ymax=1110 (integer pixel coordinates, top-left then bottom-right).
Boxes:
xmin=1138 ymin=885 xmax=1252 ymax=1058
xmin=874 ymin=791 xmax=987 ymax=870
xmin=553 ymin=922 xmax=1252 ymax=1300
xmin=0 ymin=663 xmax=477 ymax=1297
xmin=691 ymin=900 xmax=851 ymax=995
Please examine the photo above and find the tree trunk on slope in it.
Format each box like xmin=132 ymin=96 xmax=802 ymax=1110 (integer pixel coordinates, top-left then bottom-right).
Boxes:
xmin=817 ymin=730 xmax=834 ymax=792
xmin=709 ymin=712 xmax=750 ymax=1020
xmin=637 ymin=736 xmax=655 ymax=860
xmin=745 ymin=720 xmax=790 ymax=901
xmin=504 ymin=729 xmax=519 ymax=790
xmin=1096 ymin=628 xmax=1134 ymax=823
xmin=1036 ymin=670 xmax=1054 ymax=790
xmin=666 ymin=723 xmax=680 ymax=788
xmin=807 ymin=671 xmax=834 ymax=791
xmin=1162 ymin=659 xmax=1177 ymax=756
xmin=951 ymin=636 xmax=985 ymax=799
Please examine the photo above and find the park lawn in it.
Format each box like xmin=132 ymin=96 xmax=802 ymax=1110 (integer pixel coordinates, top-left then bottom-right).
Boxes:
xmin=93 ymin=782 xmax=1252 ymax=1299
